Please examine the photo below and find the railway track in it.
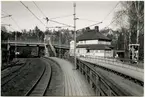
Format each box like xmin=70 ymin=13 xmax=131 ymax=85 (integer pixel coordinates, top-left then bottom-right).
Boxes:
xmin=2 ymin=63 xmax=26 ymax=79
xmin=1 ymin=62 xmax=29 ymax=87
xmin=24 ymin=58 xmax=52 ymax=96
xmin=82 ymin=60 xmax=144 ymax=87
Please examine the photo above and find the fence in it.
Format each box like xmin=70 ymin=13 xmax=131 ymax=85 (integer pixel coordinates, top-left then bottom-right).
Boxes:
xmin=79 ymin=55 xmax=144 ymax=71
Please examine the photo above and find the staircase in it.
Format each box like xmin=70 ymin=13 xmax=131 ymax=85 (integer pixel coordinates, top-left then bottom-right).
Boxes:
xmin=44 ymin=36 xmax=56 ymax=57
xmin=44 ymin=44 xmax=49 ymax=57
xmin=48 ymin=39 xmax=56 ymax=56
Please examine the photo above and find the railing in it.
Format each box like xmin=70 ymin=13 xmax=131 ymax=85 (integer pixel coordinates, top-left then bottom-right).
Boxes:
xmin=79 ymin=55 xmax=143 ymax=72
xmin=71 ymin=57 xmax=132 ymax=96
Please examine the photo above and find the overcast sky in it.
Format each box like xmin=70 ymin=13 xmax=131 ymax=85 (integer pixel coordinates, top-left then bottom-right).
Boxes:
xmin=2 ymin=1 xmax=121 ymax=32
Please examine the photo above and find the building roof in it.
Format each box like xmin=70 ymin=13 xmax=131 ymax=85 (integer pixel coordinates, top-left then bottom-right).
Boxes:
xmin=76 ymin=44 xmax=113 ymax=50
xmin=76 ymin=30 xmax=111 ymax=42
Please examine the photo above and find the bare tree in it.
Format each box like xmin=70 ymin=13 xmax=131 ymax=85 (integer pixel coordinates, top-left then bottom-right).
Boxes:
xmin=113 ymin=1 xmax=144 ymax=59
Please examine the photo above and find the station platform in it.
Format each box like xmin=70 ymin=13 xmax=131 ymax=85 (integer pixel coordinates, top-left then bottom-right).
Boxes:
xmin=49 ymin=57 xmax=95 ymax=96
xmin=79 ymin=57 xmax=144 ymax=82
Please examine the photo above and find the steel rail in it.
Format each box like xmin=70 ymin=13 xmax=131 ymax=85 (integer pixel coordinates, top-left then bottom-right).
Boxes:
xmin=1 ymin=62 xmax=28 ymax=87
xmin=24 ymin=58 xmax=52 ymax=96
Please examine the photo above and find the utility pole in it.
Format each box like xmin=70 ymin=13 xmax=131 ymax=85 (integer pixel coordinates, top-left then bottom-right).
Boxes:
xmin=57 ymin=27 xmax=62 ymax=58
xmin=15 ymin=30 xmax=17 ymax=60
xmin=5 ymin=24 xmax=11 ymax=64
xmin=73 ymin=2 xmax=77 ymax=69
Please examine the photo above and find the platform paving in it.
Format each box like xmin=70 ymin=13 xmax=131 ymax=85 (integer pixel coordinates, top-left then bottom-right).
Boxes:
xmin=49 ymin=57 xmax=95 ymax=96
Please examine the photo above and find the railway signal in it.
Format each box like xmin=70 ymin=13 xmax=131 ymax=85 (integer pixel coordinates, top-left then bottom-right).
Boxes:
xmin=129 ymin=44 xmax=139 ymax=64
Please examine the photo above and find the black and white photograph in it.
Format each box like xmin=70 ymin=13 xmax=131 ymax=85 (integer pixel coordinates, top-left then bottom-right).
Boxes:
xmin=1 ymin=1 xmax=144 ymax=96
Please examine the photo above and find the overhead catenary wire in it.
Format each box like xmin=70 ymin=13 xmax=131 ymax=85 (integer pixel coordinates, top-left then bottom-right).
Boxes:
xmin=50 ymin=14 xmax=73 ymax=20
xmin=2 ymin=10 xmax=9 ymax=15
xmin=76 ymin=2 xmax=120 ymax=31
xmin=77 ymin=18 xmax=100 ymax=23
xmin=33 ymin=1 xmax=73 ymax=20
xmin=103 ymin=2 xmax=134 ymax=29
xmin=10 ymin=17 xmax=22 ymax=31
xmin=102 ymin=2 xmax=120 ymax=22
xmin=20 ymin=1 xmax=46 ymax=27
xmin=76 ymin=21 xmax=103 ymax=31
xmin=121 ymin=2 xmax=143 ymax=21
xmin=48 ymin=19 xmax=74 ymax=27
xmin=32 ymin=1 xmax=74 ymax=27
xmin=9 ymin=26 xmax=16 ymax=31
xmin=32 ymin=1 xmax=46 ymax=17
xmin=1 ymin=15 xmax=12 ymax=18
xmin=77 ymin=2 xmax=119 ymax=24
xmin=2 ymin=10 xmax=22 ymax=32
xmin=1 ymin=23 xmax=15 ymax=31
xmin=46 ymin=26 xmax=70 ymax=28
xmin=2 ymin=10 xmax=18 ymax=59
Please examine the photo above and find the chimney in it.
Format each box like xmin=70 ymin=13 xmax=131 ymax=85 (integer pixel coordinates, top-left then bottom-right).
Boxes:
xmin=86 ymin=27 xmax=90 ymax=31
xmin=95 ymin=26 xmax=99 ymax=32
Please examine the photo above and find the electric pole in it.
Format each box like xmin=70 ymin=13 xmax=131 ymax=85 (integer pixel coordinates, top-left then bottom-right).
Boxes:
xmin=3 ymin=24 xmax=11 ymax=64
xmin=73 ymin=2 xmax=77 ymax=69
xmin=15 ymin=30 xmax=17 ymax=60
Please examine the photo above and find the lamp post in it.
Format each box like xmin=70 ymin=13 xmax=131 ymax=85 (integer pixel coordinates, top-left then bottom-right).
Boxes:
xmin=73 ymin=2 xmax=77 ymax=69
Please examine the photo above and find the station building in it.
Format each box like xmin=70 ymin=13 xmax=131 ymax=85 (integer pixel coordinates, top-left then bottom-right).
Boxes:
xmin=70 ymin=26 xmax=113 ymax=57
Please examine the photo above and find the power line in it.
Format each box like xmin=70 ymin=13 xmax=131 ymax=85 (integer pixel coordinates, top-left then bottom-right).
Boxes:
xmin=104 ymin=2 xmax=134 ymax=29
xmin=102 ymin=2 xmax=120 ymax=22
xmin=50 ymin=14 xmax=73 ymax=19
xmin=2 ymin=10 xmax=22 ymax=31
xmin=11 ymin=17 xmax=22 ymax=31
xmin=1 ymin=23 xmax=11 ymax=26
xmin=76 ymin=2 xmax=119 ymax=31
xmin=32 ymin=1 xmax=46 ymax=17
xmin=77 ymin=18 xmax=100 ymax=23
xmin=48 ymin=19 xmax=74 ymax=27
xmin=86 ymin=21 xmax=103 ymax=28
xmin=33 ymin=1 xmax=73 ymax=20
xmin=20 ymin=1 xmax=46 ymax=27
xmin=2 ymin=10 xmax=9 ymax=15
xmin=32 ymin=1 xmax=73 ymax=27
xmin=1 ymin=15 xmax=12 ymax=18
xmin=46 ymin=26 xmax=70 ymax=28
xmin=1 ymin=23 xmax=15 ymax=32
xmin=9 ymin=26 xmax=16 ymax=31
xmin=77 ymin=21 xmax=103 ymax=31
xmin=75 ymin=2 xmax=120 ymax=31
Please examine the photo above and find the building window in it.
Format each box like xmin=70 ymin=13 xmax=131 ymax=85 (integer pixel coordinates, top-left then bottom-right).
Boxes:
xmin=87 ymin=49 xmax=90 ymax=53
xmin=106 ymin=50 xmax=111 ymax=53
xmin=78 ymin=49 xmax=79 ymax=53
